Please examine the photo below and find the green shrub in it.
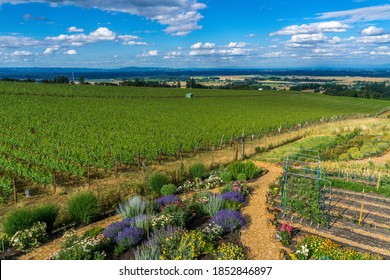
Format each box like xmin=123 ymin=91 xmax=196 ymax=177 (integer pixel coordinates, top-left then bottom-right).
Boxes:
xmin=10 ymin=222 xmax=47 ymax=252
xmin=68 ymin=191 xmax=100 ymax=225
xmin=3 ymin=203 xmax=59 ymax=236
xmin=214 ymin=242 xmax=245 ymax=260
xmin=236 ymin=173 xmax=247 ymax=181
xmin=338 ymin=153 xmax=349 ymax=161
xmin=149 ymin=173 xmax=169 ymax=195
xmin=116 ymin=196 xmax=147 ymax=219
xmin=226 ymin=161 xmax=261 ymax=180
xmin=33 ymin=204 xmax=59 ymax=233
xmin=0 ymin=177 xmax=13 ymax=204
xmin=160 ymin=184 xmax=177 ymax=196
xmin=189 ymin=162 xmax=208 ymax=179
xmin=220 ymin=171 xmax=233 ymax=183
xmin=377 ymin=142 xmax=389 ymax=153
xmin=201 ymin=195 xmax=224 ymax=216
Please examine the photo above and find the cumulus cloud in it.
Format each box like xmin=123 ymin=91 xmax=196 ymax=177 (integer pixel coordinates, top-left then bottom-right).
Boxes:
xmin=142 ymin=50 xmax=159 ymax=56
xmin=291 ymin=33 xmax=327 ymax=43
xmin=370 ymin=46 xmax=390 ymax=56
xmin=316 ymin=4 xmax=390 ymax=23
xmin=68 ymin=26 xmax=84 ymax=33
xmin=271 ymin=21 xmax=350 ymax=36
xmin=226 ymin=42 xmax=247 ymax=48
xmin=164 ymin=51 xmax=182 ymax=59
xmin=361 ymin=26 xmax=385 ymax=36
xmin=0 ymin=0 xmax=207 ymax=36
xmin=358 ymin=34 xmax=390 ymax=44
xmin=190 ymin=42 xmax=215 ymax=49
xmin=65 ymin=49 xmax=78 ymax=55
xmin=46 ymin=27 xmax=116 ymax=46
xmin=10 ymin=50 xmax=32 ymax=56
xmin=43 ymin=45 xmax=60 ymax=55
xmin=0 ymin=36 xmax=41 ymax=48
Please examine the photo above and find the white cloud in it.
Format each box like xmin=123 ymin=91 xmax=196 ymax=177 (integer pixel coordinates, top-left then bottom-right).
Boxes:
xmin=0 ymin=0 xmax=207 ymax=36
xmin=46 ymin=27 xmax=117 ymax=46
xmin=361 ymin=26 xmax=385 ymax=36
xmin=164 ymin=51 xmax=182 ymax=59
xmin=261 ymin=51 xmax=286 ymax=58
xmin=358 ymin=34 xmax=390 ymax=44
xmin=370 ymin=46 xmax=390 ymax=56
xmin=190 ymin=42 xmax=215 ymax=49
xmin=226 ymin=42 xmax=248 ymax=48
xmin=65 ymin=49 xmax=78 ymax=55
xmin=10 ymin=50 xmax=32 ymax=56
xmin=143 ymin=50 xmax=158 ymax=56
xmin=68 ymin=26 xmax=84 ymax=33
xmin=124 ymin=41 xmax=148 ymax=46
xmin=246 ymin=33 xmax=256 ymax=37
xmin=291 ymin=33 xmax=327 ymax=43
xmin=0 ymin=36 xmax=41 ymax=48
xmin=316 ymin=4 xmax=390 ymax=23
xmin=271 ymin=21 xmax=350 ymax=36
xmin=43 ymin=45 xmax=60 ymax=55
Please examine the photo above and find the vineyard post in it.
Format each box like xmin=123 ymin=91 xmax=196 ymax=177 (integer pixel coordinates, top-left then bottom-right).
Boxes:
xmin=358 ymin=189 xmax=365 ymax=225
xmin=230 ymin=133 xmax=234 ymax=147
xmin=115 ymin=157 xmax=119 ymax=178
xmin=241 ymin=133 xmax=245 ymax=160
xmin=137 ymin=152 xmax=141 ymax=169
xmin=13 ymin=177 xmax=17 ymax=204
xmin=158 ymin=150 xmax=162 ymax=165
xmin=177 ymin=142 xmax=183 ymax=161
xmin=53 ymin=171 xmax=56 ymax=194
xmin=211 ymin=146 xmax=215 ymax=169
xmin=219 ymin=134 xmax=224 ymax=150
xmin=87 ymin=164 xmax=91 ymax=186
xmin=234 ymin=139 xmax=239 ymax=161
xmin=377 ymin=172 xmax=381 ymax=191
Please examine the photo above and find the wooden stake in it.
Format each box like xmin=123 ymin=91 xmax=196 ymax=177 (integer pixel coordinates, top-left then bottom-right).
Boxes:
xmin=53 ymin=171 xmax=56 ymax=194
xmin=219 ymin=134 xmax=224 ymax=150
xmin=234 ymin=141 xmax=239 ymax=161
xmin=13 ymin=177 xmax=17 ymax=204
xmin=87 ymin=164 xmax=91 ymax=186
xmin=115 ymin=157 xmax=119 ymax=178
xmin=358 ymin=189 xmax=364 ymax=225
xmin=377 ymin=172 xmax=381 ymax=191
xmin=211 ymin=146 xmax=215 ymax=169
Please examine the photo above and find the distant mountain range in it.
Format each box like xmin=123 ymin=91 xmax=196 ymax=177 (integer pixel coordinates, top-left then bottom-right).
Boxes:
xmin=0 ymin=67 xmax=390 ymax=80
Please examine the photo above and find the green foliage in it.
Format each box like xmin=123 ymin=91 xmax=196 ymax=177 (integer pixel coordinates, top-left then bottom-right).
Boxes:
xmin=3 ymin=203 xmax=59 ymax=236
xmin=189 ymin=162 xmax=208 ymax=179
xmin=160 ymin=230 xmax=209 ymax=260
xmin=201 ymin=195 xmax=224 ymax=216
xmin=236 ymin=173 xmax=247 ymax=181
xmin=226 ymin=161 xmax=262 ymax=180
xmin=82 ymin=227 xmax=104 ymax=238
xmin=149 ymin=173 xmax=169 ymax=195
xmin=220 ymin=171 xmax=233 ymax=183
xmin=160 ymin=184 xmax=177 ymax=196
xmin=161 ymin=204 xmax=193 ymax=228
xmin=68 ymin=191 xmax=100 ymax=225
xmin=296 ymin=235 xmax=382 ymax=260
xmin=213 ymin=242 xmax=245 ymax=260
xmin=53 ymin=229 xmax=108 ymax=260
xmin=116 ymin=196 xmax=147 ymax=219
xmin=10 ymin=222 xmax=47 ymax=252
xmin=0 ymin=176 xmax=13 ymax=204
xmin=284 ymin=177 xmax=327 ymax=226
xmin=330 ymin=178 xmax=390 ymax=197
xmin=223 ymin=200 xmax=243 ymax=210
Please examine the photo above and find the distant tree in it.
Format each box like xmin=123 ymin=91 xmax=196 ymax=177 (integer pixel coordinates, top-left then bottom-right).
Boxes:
xmin=79 ymin=76 xmax=85 ymax=84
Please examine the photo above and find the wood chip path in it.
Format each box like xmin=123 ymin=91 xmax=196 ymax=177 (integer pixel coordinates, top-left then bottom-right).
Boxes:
xmin=240 ymin=161 xmax=284 ymax=260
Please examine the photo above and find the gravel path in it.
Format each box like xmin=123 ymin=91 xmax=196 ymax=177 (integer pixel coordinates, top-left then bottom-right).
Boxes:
xmin=240 ymin=161 xmax=284 ymax=260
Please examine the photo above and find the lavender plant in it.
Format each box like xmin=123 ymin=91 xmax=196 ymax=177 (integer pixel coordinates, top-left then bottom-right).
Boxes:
xmin=220 ymin=191 xmax=246 ymax=203
xmin=115 ymin=226 xmax=144 ymax=248
xmin=210 ymin=209 xmax=246 ymax=233
xmin=155 ymin=195 xmax=181 ymax=208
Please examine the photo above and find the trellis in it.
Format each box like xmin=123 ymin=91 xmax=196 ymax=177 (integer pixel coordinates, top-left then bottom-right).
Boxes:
xmin=281 ymin=149 xmax=332 ymax=228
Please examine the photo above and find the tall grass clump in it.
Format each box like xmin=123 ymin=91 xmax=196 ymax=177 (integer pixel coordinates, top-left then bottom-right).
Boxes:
xmin=189 ymin=162 xmax=208 ymax=179
xmin=148 ymin=173 xmax=169 ymax=195
xmin=201 ymin=195 xmax=224 ymax=216
xmin=117 ymin=196 xmax=147 ymax=219
xmin=68 ymin=191 xmax=99 ymax=225
xmin=226 ymin=161 xmax=262 ymax=180
xmin=3 ymin=203 xmax=59 ymax=236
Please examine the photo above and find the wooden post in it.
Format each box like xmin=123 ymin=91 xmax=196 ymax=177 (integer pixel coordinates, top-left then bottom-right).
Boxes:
xmin=234 ymin=140 xmax=239 ymax=161
xmin=211 ymin=146 xmax=215 ymax=169
xmin=230 ymin=133 xmax=234 ymax=147
xmin=115 ymin=157 xmax=119 ymax=178
xmin=358 ymin=189 xmax=364 ymax=225
xmin=177 ymin=142 xmax=182 ymax=160
xmin=137 ymin=152 xmax=141 ymax=169
xmin=241 ymin=135 xmax=245 ymax=160
xmin=53 ymin=171 xmax=56 ymax=194
xmin=13 ymin=177 xmax=17 ymax=204
xmin=87 ymin=164 xmax=91 ymax=186
xmin=219 ymin=134 xmax=224 ymax=150
xmin=377 ymin=172 xmax=381 ymax=191
xmin=158 ymin=150 xmax=162 ymax=165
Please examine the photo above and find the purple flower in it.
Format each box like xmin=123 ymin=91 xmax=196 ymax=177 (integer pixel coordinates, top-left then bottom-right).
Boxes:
xmin=210 ymin=209 xmax=246 ymax=233
xmin=103 ymin=215 xmax=147 ymax=240
xmin=155 ymin=195 xmax=181 ymax=208
xmin=220 ymin=191 xmax=245 ymax=203
xmin=115 ymin=226 xmax=144 ymax=248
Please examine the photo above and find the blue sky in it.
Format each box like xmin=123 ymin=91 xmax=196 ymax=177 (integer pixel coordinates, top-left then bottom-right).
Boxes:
xmin=0 ymin=0 xmax=390 ymax=68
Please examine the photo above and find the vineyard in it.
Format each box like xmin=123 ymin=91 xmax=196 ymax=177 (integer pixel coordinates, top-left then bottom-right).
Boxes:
xmin=0 ymin=82 xmax=389 ymax=190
